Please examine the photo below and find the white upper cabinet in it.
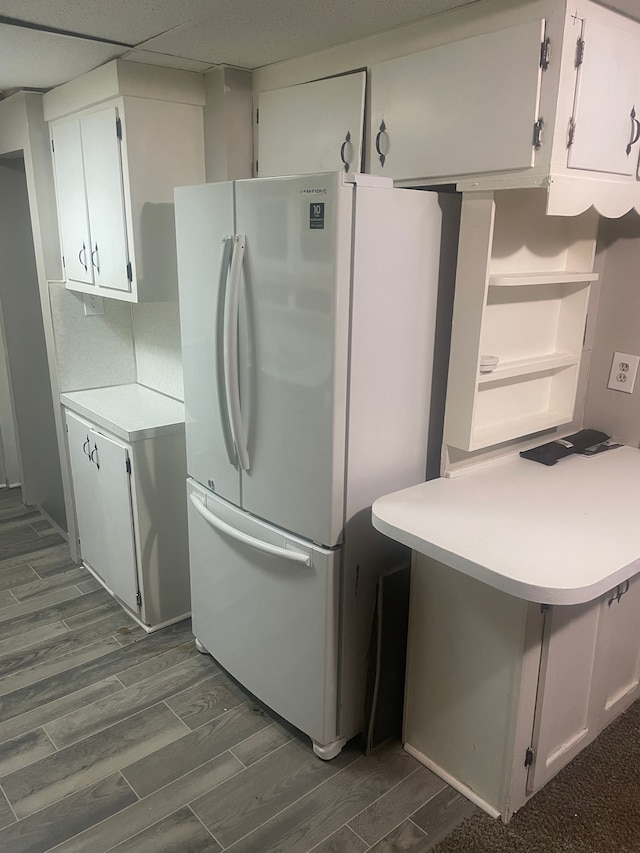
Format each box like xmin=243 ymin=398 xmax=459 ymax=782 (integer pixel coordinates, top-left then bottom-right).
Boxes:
xmin=45 ymin=60 xmax=205 ymax=302
xmin=567 ymin=16 xmax=640 ymax=176
xmin=51 ymin=118 xmax=93 ymax=286
xmin=256 ymin=72 xmax=366 ymax=177
xmin=53 ymin=106 xmax=132 ymax=294
xmin=369 ymin=20 xmax=545 ymax=182
xmin=79 ymin=107 xmax=131 ymax=292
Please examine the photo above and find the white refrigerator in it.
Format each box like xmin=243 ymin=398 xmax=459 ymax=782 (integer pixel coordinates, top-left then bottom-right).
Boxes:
xmin=175 ymin=171 xmax=443 ymax=759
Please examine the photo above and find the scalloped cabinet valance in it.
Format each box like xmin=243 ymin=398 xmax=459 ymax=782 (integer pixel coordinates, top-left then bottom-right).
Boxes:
xmin=368 ymin=0 xmax=640 ymax=219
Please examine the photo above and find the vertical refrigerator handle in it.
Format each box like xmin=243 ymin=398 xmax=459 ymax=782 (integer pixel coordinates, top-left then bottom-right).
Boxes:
xmin=216 ymin=235 xmax=237 ymax=466
xmin=224 ymin=234 xmax=250 ymax=471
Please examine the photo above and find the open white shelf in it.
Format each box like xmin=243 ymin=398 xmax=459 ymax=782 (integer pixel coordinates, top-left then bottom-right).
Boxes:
xmin=489 ymin=271 xmax=600 ymax=287
xmin=443 ymin=189 xmax=599 ymax=455
xmin=477 ymin=352 xmax=578 ymax=384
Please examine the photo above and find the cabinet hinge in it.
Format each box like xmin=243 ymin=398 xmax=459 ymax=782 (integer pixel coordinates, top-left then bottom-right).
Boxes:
xmin=256 ymin=108 xmax=259 ymax=124
xmin=115 ymin=117 xmax=122 ymax=140
xmin=126 ymin=261 xmax=133 ymax=282
xmin=255 ymin=159 xmax=259 ymax=174
xmin=136 ymin=590 xmax=142 ymax=607
xmin=540 ymin=603 xmax=550 ymax=614
xmin=540 ymin=37 xmax=551 ymax=70
xmin=62 ymin=255 xmax=66 ymax=268
xmin=524 ymin=747 xmax=535 ymax=767
xmin=567 ymin=117 xmax=576 ymax=149
xmin=125 ymin=457 xmax=131 ymax=474
xmin=533 ymin=117 xmax=544 ymax=149
xmin=51 ymin=139 xmax=55 ymax=153
xmin=575 ymin=37 xmax=585 ymax=68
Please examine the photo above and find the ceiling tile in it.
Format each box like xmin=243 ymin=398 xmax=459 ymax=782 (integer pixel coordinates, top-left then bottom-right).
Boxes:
xmin=120 ymin=48 xmax=214 ymax=74
xmin=0 ymin=0 xmax=233 ymax=45
xmin=0 ymin=24 xmax=126 ymax=89
xmin=138 ymin=0 xmax=479 ymax=68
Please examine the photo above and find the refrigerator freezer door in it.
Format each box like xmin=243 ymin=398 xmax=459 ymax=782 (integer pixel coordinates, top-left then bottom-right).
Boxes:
xmin=234 ymin=173 xmax=353 ymax=547
xmin=175 ymin=182 xmax=241 ymax=505
xmin=186 ymin=479 xmax=340 ymax=750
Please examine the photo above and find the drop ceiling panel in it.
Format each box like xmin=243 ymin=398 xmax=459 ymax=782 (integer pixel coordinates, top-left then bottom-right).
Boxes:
xmin=120 ymin=49 xmax=213 ymax=74
xmin=137 ymin=0 xmax=480 ymax=69
xmin=0 ymin=24 xmax=126 ymax=89
xmin=0 ymin=0 xmax=232 ymax=45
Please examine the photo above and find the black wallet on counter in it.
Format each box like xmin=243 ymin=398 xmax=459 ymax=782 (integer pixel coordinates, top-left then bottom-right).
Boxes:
xmin=519 ymin=429 xmax=611 ymax=466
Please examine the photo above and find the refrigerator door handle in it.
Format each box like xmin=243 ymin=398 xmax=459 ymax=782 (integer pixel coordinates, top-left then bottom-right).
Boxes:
xmin=189 ymin=494 xmax=312 ymax=566
xmin=217 ymin=235 xmax=237 ymax=466
xmin=224 ymin=234 xmax=250 ymax=471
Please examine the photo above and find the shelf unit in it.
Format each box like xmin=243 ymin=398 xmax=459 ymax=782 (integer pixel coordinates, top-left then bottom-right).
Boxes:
xmin=443 ymin=189 xmax=599 ymax=453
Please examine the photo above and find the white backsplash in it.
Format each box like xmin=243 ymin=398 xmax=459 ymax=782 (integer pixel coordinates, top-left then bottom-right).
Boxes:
xmin=132 ymin=302 xmax=184 ymax=401
xmin=49 ymin=283 xmax=136 ymax=392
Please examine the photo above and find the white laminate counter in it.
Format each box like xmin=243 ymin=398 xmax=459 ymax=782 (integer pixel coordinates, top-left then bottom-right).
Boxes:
xmin=60 ymin=384 xmax=185 ymax=442
xmin=372 ymin=446 xmax=640 ymax=605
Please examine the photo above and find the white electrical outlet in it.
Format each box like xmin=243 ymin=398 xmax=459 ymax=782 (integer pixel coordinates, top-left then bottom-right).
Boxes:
xmin=607 ymin=351 xmax=640 ymax=394
xmin=83 ymin=293 xmax=104 ymax=316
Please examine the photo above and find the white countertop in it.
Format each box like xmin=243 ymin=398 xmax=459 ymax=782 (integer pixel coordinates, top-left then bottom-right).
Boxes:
xmin=372 ymin=446 xmax=640 ymax=605
xmin=61 ymin=384 xmax=185 ymax=442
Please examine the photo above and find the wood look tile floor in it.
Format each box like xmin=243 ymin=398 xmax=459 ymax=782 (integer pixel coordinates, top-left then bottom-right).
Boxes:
xmin=0 ymin=488 xmax=476 ymax=853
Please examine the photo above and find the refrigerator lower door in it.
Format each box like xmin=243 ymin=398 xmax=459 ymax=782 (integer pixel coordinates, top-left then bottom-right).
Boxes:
xmin=186 ymin=479 xmax=342 ymax=756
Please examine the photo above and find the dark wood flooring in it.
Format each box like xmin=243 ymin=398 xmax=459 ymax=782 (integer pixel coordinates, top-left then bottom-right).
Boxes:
xmin=0 ymin=487 xmax=475 ymax=852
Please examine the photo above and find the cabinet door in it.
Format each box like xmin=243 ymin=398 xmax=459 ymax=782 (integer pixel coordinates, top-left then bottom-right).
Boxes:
xmin=51 ymin=118 xmax=93 ymax=285
xmin=568 ymin=18 xmax=640 ymax=175
xmin=66 ymin=411 xmax=102 ymax=566
xmin=369 ymin=20 xmax=545 ymax=181
xmin=81 ymin=107 xmax=132 ymax=293
xmin=594 ymin=577 xmax=640 ymax=727
xmin=66 ymin=411 xmax=139 ymax=612
xmin=528 ymin=600 xmax=601 ymax=792
xmin=257 ymin=72 xmax=365 ymax=177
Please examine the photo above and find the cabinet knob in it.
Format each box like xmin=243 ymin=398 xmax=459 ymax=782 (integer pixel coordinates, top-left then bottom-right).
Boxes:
xmin=626 ymin=106 xmax=640 ymax=156
xmin=375 ymin=120 xmax=388 ymax=167
xmin=89 ymin=443 xmax=100 ymax=470
xmin=340 ymin=131 xmax=352 ymax=173
xmin=78 ymin=244 xmax=88 ymax=273
xmin=91 ymin=243 xmax=100 ymax=273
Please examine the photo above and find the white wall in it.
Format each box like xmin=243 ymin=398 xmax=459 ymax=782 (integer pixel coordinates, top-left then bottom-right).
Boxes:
xmin=0 ymin=306 xmax=20 ymax=487
xmin=204 ymin=67 xmax=253 ymax=182
xmin=583 ymin=213 xmax=640 ymax=446
xmin=0 ymin=92 xmax=70 ymax=532
xmin=0 ymin=156 xmax=66 ymax=521
xmin=49 ymin=283 xmax=184 ymax=401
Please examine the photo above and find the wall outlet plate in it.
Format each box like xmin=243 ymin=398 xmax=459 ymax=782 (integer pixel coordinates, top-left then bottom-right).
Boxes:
xmin=608 ymin=351 xmax=639 ymax=394
xmin=83 ymin=293 xmax=104 ymax=316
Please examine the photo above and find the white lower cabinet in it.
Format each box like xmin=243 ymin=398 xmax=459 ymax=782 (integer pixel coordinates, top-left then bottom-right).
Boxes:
xmin=65 ymin=407 xmax=190 ymax=630
xmin=66 ymin=410 xmax=138 ymax=611
xmin=404 ymin=556 xmax=640 ymax=821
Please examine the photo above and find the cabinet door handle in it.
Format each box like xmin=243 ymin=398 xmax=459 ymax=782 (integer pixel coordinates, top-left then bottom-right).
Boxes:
xmin=375 ymin=120 xmax=387 ymax=167
xmin=82 ymin=436 xmax=91 ymax=457
xmin=626 ymin=106 xmax=640 ymax=156
xmin=340 ymin=130 xmax=352 ymax=172
xmin=89 ymin=443 xmax=100 ymax=470
xmin=78 ymin=243 xmax=88 ymax=273
xmin=91 ymin=243 xmax=100 ymax=273
xmin=608 ymin=579 xmax=630 ymax=606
